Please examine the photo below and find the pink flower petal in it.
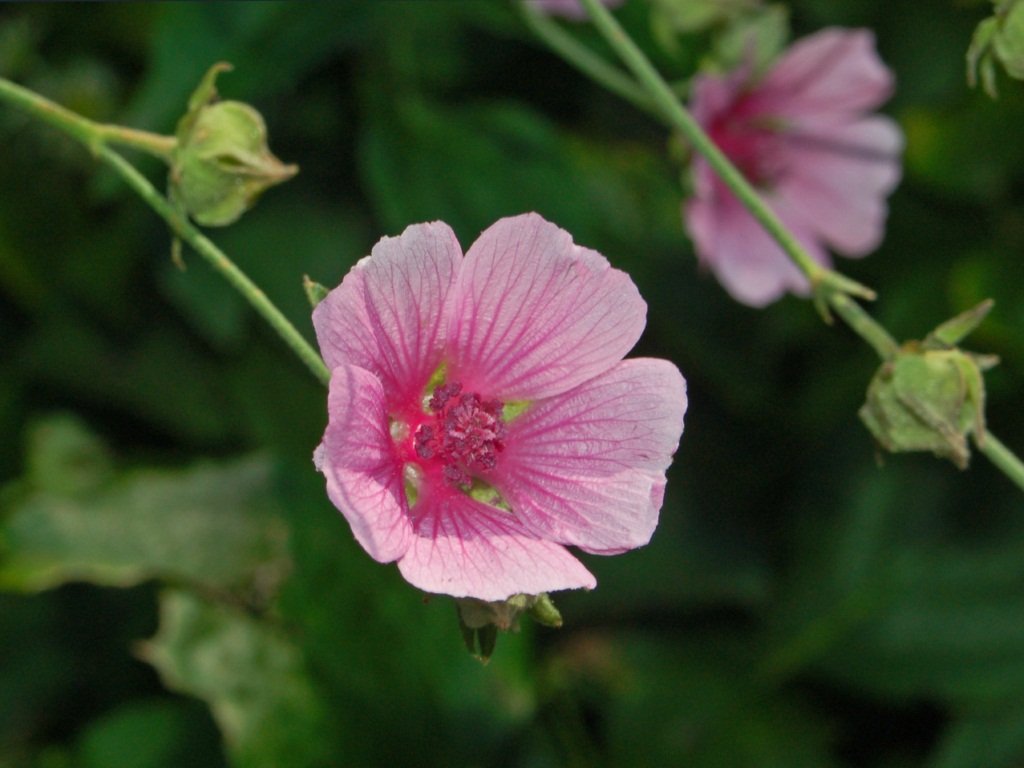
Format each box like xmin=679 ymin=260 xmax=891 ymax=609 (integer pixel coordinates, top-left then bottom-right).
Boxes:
xmin=685 ymin=179 xmax=826 ymax=307
xmin=758 ymin=28 xmax=894 ymax=117
xmin=493 ymin=358 xmax=686 ymax=554
xmin=448 ymin=213 xmax=646 ymax=401
xmin=316 ymin=363 xmax=411 ymax=563
xmin=313 ymin=222 xmax=460 ymax=409
xmin=397 ymin=489 xmax=596 ymax=601
xmin=777 ymin=116 xmax=903 ymax=255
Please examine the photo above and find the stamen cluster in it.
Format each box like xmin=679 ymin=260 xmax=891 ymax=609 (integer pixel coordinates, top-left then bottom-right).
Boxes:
xmin=413 ymin=381 xmax=507 ymax=488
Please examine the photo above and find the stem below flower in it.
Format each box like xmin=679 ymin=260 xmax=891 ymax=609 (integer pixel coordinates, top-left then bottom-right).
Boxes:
xmin=0 ymin=75 xmax=330 ymax=387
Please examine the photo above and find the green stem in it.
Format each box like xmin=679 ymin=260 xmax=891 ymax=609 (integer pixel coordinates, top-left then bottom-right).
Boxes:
xmin=517 ymin=1 xmax=658 ymax=117
xmin=95 ymin=123 xmax=177 ymax=159
xmin=977 ymin=432 xmax=1024 ymax=492
xmin=98 ymin=147 xmax=331 ymax=386
xmin=0 ymin=75 xmax=330 ymax=387
xmin=0 ymin=77 xmax=175 ymax=160
xmin=829 ymin=292 xmax=899 ymax=360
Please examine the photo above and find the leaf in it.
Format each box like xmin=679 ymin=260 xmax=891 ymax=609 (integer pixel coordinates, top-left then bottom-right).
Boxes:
xmin=359 ymin=97 xmax=682 ymax=257
xmin=0 ymin=416 xmax=289 ymax=595
xmin=770 ymin=465 xmax=1024 ymax=706
xmin=76 ymin=699 xmax=222 ymax=768
xmin=556 ymin=632 xmax=837 ymax=768
xmin=120 ymin=3 xmax=374 ymax=135
xmin=19 ymin=319 xmax=235 ymax=444
xmin=139 ymin=589 xmax=332 ymax=768
xmin=930 ymin=705 xmax=1024 ymax=768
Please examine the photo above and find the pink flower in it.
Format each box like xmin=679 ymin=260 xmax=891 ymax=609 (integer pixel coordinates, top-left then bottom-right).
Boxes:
xmin=528 ymin=0 xmax=625 ymax=21
xmin=684 ymin=28 xmax=904 ymax=307
xmin=313 ymin=213 xmax=686 ymax=601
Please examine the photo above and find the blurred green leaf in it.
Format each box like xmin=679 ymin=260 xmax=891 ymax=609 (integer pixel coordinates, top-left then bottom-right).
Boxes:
xmin=359 ymin=97 xmax=681 ymax=253
xmin=121 ymin=3 xmax=373 ymax=134
xmin=18 ymin=318 xmax=236 ymax=445
xmin=772 ymin=466 xmax=1024 ymax=706
xmin=139 ymin=589 xmax=332 ymax=768
xmin=76 ymin=699 xmax=224 ymax=768
xmin=930 ymin=705 xmax=1024 ymax=768
xmin=0 ymin=416 xmax=289 ymax=595
xmin=902 ymin=91 xmax=1024 ymax=203
xmin=548 ymin=631 xmax=837 ymax=767
xmin=159 ymin=197 xmax=368 ymax=351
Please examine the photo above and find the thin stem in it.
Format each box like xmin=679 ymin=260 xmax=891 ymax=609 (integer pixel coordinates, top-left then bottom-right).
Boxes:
xmin=517 ymin=1 xmax=658 ymax=117
xmin=0 ymin=75 xmax=329 ymax=387
xmin=98 ymin=146 xmax=331 ymax=386
xmin=0 ymin=77 xmax=175 ymax=161
xmin=829 ymin=292 xmax=899 ymax=360
xmin=977 ymin=432 xmax=1024 ymax=492
xmin=95 ymin=124 xmax=177 ymax=160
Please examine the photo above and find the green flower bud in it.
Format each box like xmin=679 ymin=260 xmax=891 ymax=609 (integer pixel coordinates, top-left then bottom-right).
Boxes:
xmin=303 ymin=275 xmax=330 ymax=309
xmin=455 ymin=592 xmax=564 ymax=662
xmin=994 ymin=0 xmax=1024 ymax=79
xmin=712 ymin=5 xmax=789 ymax=76
xmin=170 ymin=63 xmax=297 ymax=227
xmin=859 ymin=301 xmax=998 ymax=469
xmin=967 ymin=0 xmax=1024 ymax=97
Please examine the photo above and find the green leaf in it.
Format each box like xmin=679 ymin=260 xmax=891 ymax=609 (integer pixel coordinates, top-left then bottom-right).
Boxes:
xmin=359 ymin=97 xmax=682 ymax=256
xmin=771 ymin=466 xmax=1024 ymax=706
xmin=0 ymin=416 xmax=289 ymax=594
xmin=76 ymin=699 xmax=222 ymax=768
xmin=20 ymin=319 xmax=235 ymax=444
xmin=139 ymin=589 xmax=332 ymax=768
xmin=580 ymin=633 xmax=837 ymax=767
xmin=930 ymin=705 xmax=1024 ymax=768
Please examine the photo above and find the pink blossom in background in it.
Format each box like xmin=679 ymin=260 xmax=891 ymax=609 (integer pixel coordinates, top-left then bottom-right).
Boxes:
xmin=528 ymin=0 xmax=625 ymax=21
xmin=313 ymin=213 xmax=686 ymax=601
xmin=684 ymin=28 xmax=904 ymax=307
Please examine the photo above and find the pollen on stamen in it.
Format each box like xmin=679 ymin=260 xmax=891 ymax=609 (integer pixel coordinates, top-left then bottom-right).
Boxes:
xmin=412 ymin=380 xmax=507 ymax=489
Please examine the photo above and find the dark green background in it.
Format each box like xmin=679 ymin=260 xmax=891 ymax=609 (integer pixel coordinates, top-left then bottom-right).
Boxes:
xmin=1 ymin=2 xmax=1023 ymax=766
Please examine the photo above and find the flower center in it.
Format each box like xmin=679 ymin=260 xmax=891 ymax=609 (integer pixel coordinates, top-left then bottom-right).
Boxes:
xmin=710 ymin=108 xmax=787 ymax=190
xmin=413 ymin=381 xmax=507 ymax=488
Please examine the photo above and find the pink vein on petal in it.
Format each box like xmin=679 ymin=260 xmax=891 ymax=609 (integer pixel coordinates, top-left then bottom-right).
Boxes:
xmin=313 ymin=222 xmax=460 ymax=408
xmin=494 ymin=358 xmax=687 ymax=553
xmin=449 ymin=213 xmax=646 ymax=401
xmin=397 ymin=489 xmax=595 ymax=601
xmin=317 ymin=363 xmax=411 ymax=563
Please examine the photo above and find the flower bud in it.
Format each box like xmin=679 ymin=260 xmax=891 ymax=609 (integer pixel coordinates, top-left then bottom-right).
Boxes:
xmin=967 ymin=0 xmax=1024 ymax=96
xmin=994 ymin=0 xmax=1024 ymax=79
xmin=170 ymin=63 xmax=297 ymax=226
xmin=455 ymin=592 xmax=564 ymax=662
xmin=303 ymin=275 xmax=329 ymax=309
xmin=859 ymin=302 xmax=998 ymax=469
